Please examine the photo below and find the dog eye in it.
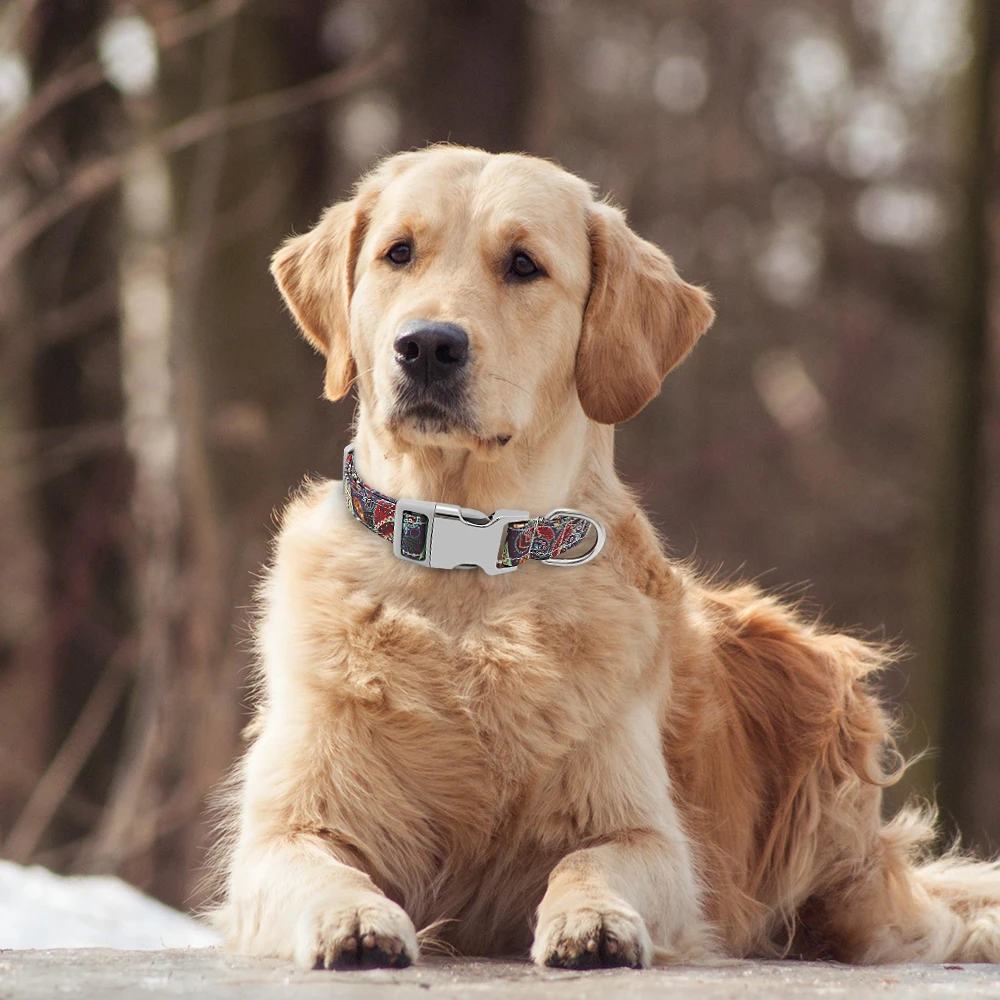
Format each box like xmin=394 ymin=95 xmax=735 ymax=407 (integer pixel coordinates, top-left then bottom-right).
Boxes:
xmin=386 ymin=242 xmax=411 ymax=265
xmin=509 ymin=251 xmax=539 ymax=279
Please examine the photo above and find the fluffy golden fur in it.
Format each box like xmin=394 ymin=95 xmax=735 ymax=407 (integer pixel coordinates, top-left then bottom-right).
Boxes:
xmin=211 ymin=146 xmax=1000 ymax=970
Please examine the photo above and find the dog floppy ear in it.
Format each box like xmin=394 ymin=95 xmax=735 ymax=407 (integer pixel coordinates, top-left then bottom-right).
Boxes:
xmin=576 ymin=202 xmax=714 ymax=424
xmin=270 ymin=197 xmax=368 ymax=401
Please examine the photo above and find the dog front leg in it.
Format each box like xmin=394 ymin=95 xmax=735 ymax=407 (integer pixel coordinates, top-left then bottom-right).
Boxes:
xmin=531 ymin=830 xmax=713 ymax=968
xmin=222 ymin=831 xmax=418 ymax=969
xmin=530 ymin=705 xmax=714 ymax=968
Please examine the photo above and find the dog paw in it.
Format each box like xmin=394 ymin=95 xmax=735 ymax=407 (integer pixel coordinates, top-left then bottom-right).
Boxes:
xmin=531 ymin=892 xmax=652 ymax=970
xmin=294 ymin=890 xmax=419 ymax=970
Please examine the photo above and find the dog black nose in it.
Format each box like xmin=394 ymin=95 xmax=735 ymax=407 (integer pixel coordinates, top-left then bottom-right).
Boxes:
xmin=394 ymin=321 xmax=469 ymax=383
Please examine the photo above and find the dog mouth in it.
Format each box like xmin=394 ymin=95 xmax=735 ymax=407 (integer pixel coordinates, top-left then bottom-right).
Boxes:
xmin=394 ymin=401 xmax=464 ymax=433
xmin=388 ymin=382 xmax=513 ymax=450
xmin=389 ymin=383 xmax=476 ymax=436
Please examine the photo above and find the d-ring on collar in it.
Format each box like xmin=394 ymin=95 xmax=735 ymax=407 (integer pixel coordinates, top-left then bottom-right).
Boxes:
xmin=342 ymin=444 xmax=605 ymax=575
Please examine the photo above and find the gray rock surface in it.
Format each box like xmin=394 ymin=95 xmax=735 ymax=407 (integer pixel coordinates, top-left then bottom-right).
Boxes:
xmin=1 ymin=950 xmax=999 ymax=999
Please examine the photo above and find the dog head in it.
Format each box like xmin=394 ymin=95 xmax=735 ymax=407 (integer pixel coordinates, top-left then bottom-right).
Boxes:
xmin=271 ymin=146 xmax=713 ymax=455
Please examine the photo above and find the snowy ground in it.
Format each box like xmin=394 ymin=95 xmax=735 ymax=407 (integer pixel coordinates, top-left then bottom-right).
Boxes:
xmin=0 ymin=861 xmax=219 ymax=949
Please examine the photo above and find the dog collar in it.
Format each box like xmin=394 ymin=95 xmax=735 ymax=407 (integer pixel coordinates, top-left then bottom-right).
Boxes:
xmin=342 ymin=444 xmax=605 ymax=575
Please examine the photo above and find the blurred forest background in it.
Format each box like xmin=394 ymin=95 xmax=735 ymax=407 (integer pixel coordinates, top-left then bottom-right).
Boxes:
xmin=0 ymin=0 xmax=998 ymax=912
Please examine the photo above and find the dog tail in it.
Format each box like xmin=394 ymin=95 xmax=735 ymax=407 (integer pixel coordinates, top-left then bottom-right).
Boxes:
xmin=845 ymin=803 xmax=1000 ymax=963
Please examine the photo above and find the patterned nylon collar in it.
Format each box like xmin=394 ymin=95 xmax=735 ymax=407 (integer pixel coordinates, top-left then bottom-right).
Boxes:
xmin=343 ymin=444 xmax=604 ymax=574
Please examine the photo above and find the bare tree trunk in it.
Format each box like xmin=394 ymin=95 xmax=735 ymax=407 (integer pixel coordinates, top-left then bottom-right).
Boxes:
xmin=157 ymin=8 xmax=237 ymax=902
xmin=3 ymin=0 xmax=129 ymax=862
xmin=936 ymin=0 xmax=1000 ymax=849
xmin=0 ymin=218 xmax=53 ymax=837
xmin=82 ymin=94 xmax=181 ymax=877
xmin=397 ymin=0 xmax=531 ymax=151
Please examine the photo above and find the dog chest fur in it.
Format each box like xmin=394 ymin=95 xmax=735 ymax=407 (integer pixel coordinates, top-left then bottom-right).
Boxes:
xmin=243 ymin=480 xmax=664 ymax=927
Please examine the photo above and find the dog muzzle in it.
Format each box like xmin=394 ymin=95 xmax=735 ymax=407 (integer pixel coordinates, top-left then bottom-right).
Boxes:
xmin=342 ymin=444 xmax=605 ymax=576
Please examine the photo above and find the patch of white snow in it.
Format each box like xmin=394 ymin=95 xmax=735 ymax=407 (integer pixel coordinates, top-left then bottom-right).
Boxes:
xmin=0 ymin=861 xmax=220 ymax=949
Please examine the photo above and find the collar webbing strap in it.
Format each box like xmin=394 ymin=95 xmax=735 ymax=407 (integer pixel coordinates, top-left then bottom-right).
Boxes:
xmin=342 ymin=445 xmax=603 ymax=574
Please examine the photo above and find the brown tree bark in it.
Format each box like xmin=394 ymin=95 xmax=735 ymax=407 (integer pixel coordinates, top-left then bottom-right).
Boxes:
xmin=2 ymin=0 xmax=129 ymax=860
xmin=0 ymin=225 xmax=53 ymax=836
xmin=937 ymin=0 xmax=1000 ymax=850
xmin=396 ymin=0 xmax=531 ymax=151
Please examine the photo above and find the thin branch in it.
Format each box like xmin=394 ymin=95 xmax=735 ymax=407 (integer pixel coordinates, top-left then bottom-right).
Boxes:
xmin=0 ymin=281 xmax=118 ymax=394
xmin=0 ymin=744 xmax=104 ymax=828
xmin=2 ymin=651 xmax=131 ymax=863
xmin=75 ymin=777 xmax=212 ymax=873
xmin=156 ymin=0 xmax=249 ymax=48
xmin=0 ymin=45 xmax=401 ymax=272
xmin=36 ymin=280 xmax=117 ymax=346
xmin=0 ymin=61 xmax=105 ymax=161
xmin=177 ymin=8 xmax=236 ymax=302
xmin=6 ymin=422 xmax=123 ymax=486
xmin=0 ymin=0 xmax=252 ymax=162
xmin=0 ymin=0 xmax=44 ymax=50
xmin=207 ymin=166 xmax=294 ymax=250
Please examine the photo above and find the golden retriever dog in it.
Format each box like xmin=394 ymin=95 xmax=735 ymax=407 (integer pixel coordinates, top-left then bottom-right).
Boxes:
xmin=212 ymin=145 xmax=1000 ymax=970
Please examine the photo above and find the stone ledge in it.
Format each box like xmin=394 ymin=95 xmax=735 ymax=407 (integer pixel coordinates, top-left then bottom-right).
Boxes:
xmin=1 ymin=949 xmax=999 ymax=999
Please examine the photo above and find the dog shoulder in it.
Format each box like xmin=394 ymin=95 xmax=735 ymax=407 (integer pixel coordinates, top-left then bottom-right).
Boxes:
xmin=255 ymin=477 xmax=395 ymax=690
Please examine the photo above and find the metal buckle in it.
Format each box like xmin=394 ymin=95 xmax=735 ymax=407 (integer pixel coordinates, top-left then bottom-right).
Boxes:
xmin=539 ymin=508 xmax=606 ymax=567
xmin=393 ymin=500 xmax=528 ymax=575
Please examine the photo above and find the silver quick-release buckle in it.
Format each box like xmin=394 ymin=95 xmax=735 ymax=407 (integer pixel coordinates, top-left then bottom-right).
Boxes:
xmin=392 ymin=499 xmax=528 ymax=575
